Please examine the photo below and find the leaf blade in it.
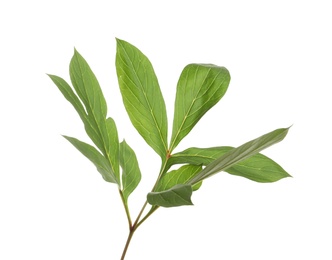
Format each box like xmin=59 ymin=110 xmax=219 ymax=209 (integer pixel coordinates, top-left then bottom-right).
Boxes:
xmin=169 ymin=64 xmax=230 ymax=152
xmin=147 ymin=184 xmax=193 ymax=207
xmin=48 ymin=74 xmax=105 ymax=151
xmin=63 ymin=136 xmax=117 ymax=183
xmin=115 ymin=39 xmax=168 ymax=159
xmin=169 ymin=146 xmax=291 ymax=183
xmin=68 ymin=50 xmax=120 ymax=182
xmin=155 ymin=164 xmax=202 ymax=192
xmin=119 ymin=140 xmax=142 ymax=202
xmin=106 ymin=117 xmax=120 ymax=181
xmin=187 ymin=127 xmax=290 ymax=185
xmin=69 ymin=49 xmax=109 ymax=155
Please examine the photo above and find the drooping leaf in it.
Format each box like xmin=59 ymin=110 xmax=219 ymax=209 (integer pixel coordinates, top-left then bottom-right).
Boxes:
xmin=119 ymin=140 xmax=142 ymax=202
xmin=155 ymin=164 xmax=202 ymax=192
xmin=187 ymin=127 xmax=290 ymax=185
xmin=63 ymin=136 xmax=118 ymax=184
xmin=115 ymin=39 xmax=168 ymax=159
xmin=147 ymin=184 xmax=193 ymax=207
xmin=169 ymin=64 xmax=230 ymax=152
xmin=168 ymin=146 xmax=291 ymax=182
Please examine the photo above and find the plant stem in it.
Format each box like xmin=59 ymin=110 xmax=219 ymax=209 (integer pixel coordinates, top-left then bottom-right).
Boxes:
xmin=119 ymin=189 xmax=132 ymax=229
xmin=119 ymin=157 xmax=170 ymax=259
xmin=136 ymin=206 xmax=159 ymax=229
xmin=120 ymin=202 xmax=147 ymax=260
xmin=120 ymin=228 xmax=135 ymax=260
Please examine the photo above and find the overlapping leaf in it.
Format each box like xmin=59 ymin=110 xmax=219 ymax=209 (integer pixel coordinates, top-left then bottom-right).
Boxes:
xmin=169 ymin=64 xmax=230 ymax=152
xmin=48 ymin=75 xmax=104 ymax=150
xmin=63 ymin=136 xmax=117 ymax=183
xmin=155 ymin=164 xmax=202 ymax=192
xmin=148 ymin=127 xmax=290 ymax=207
xmin=188 ymin=127 xmax=290 ymax=184
xmin=49 ymin=50 xmax=120 ymax=184
xmin=116 ymin=39 xmax=168 ymax=159
xmin=168 ymin=146 xmax=290 ymax=183
xmin=120 ymin=140 xmax=142 ymax=202
xmin=147 ymin=184 xmax=193 ymax=208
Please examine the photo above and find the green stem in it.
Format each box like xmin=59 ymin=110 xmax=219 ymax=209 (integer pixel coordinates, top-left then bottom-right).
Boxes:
xmin=119 ymin=189 xmax=132 ymax=229
xmin=119 ymin=157 xmax=170 ymax=259
xmin=136 ymin=206 xmax=159 ymax=229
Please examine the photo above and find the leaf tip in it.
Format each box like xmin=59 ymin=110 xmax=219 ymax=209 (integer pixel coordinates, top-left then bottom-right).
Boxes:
xmin=115 ymin=38 xmax=124 ymax=46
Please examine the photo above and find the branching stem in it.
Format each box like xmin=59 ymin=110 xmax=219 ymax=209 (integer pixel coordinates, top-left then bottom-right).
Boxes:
xmin=119 ymin=157 xmax=169 ymax=259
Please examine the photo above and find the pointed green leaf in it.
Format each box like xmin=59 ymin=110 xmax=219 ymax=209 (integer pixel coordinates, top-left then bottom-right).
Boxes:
xmin=48 ymin=74 xmax=87 ymax=122
xmin=48 ymin=74 xmax=104 ymax=150
xmin=69 ymin=49 xmax=109 ymax=155
xmin=68 ymin=50 xmax=120 ymax=182
xmin=155 ymin=165 xmax=202 ymax=192
xmin=169 ymin=64 xmax=230 ymax=152
xmin=119 ymin=140 xmax=142 ymax=202
xmin=63 ymin=136 xmax=118 ymax=184
xmin=147 ymin=184 xmax=193 ymax=207
xmin=116 ymin=39 xmax=168 ymax=159
xmin=187 ymin=127 xmax=290 ymax=185
xmin=169 ymin=146 xmax=291 ymax=183
xmin=70 ymin=49 xmax=107 ymax=120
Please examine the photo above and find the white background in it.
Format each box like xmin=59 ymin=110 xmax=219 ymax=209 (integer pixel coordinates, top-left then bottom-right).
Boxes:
xmin=1 ymin=0 xmax=331 ymax=259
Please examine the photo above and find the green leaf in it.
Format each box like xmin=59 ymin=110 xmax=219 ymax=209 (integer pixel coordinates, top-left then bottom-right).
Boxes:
xmin=48 ymin=74 xmax=87 ymax=122
xmin=69 ymin=49 xmax=108 ymax=154
xmin=63 ymin=136 xmax=118 ymax=184
xmin=115 ymin=39 xmax=168 ymax=159
xmin=106 ymin=117 xmax=120 ymax=181
xmin=169 ymin=64 xmax=230 ymax=152
xmin=48 ymin=74 xmax=104 ymax=151
xmin=149 ymin=127 xmax=290 ymax=207
xmin=155 ymin=165 xmax=202 ymax=192
xmin=187 ymin=127 xmax=290 ymax=185
xmin=70 ymin=49 xmax=107 ymax=121
xmin=169 ymin=146 xmax=291 ymax=183
xmin=147 ymin=184 xmax=193 ymax=207
xmin=119 ymin=140 xmax=142 ymax=202
xmin=68 ymin=50 xmax=120 ymax=181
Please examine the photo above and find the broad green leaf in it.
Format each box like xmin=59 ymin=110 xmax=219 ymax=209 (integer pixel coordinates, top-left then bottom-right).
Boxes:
xmin=168 ymin=146 xmax=291 ymax=182
xmin=63 ymin=136 xmax=118 ymax=184
xmin=155 ymin=165 xmax=202 ymax=192
xmin=147 ymin=184 xmax=193 ymax=207
xmin=119 ymin=140 xmax=142 ymax=202
xmin=169 ymin=64 xmax=230 ymax=152
xmin=48 ymin=74 xmax=104 ymax=151
xmin=187 ymin=127 xmax=290 ymax=185
xmin=116 ymin=39 xmax=168 ymax=159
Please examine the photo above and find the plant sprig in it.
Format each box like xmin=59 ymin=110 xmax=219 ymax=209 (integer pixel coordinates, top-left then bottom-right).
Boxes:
xmin=48 ymin=38 xmax=291 ymax=259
